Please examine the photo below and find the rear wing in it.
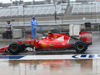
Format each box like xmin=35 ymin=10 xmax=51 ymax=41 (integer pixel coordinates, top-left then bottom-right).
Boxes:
xmin=79 ymin=32 xmax=92 ymax=44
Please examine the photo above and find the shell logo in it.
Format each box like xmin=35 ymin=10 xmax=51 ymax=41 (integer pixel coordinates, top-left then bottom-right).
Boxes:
xmin=49 ymin=43 xmax=53 ymax=47
xmin=41 ymin=43 xmax=47 ymax=48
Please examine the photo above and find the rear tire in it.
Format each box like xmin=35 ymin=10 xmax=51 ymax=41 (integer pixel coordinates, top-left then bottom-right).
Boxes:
xmin=74 ymin=41 xmax=87 ymax=53
xmin=8 ymin=42 xmax=20 ymax=55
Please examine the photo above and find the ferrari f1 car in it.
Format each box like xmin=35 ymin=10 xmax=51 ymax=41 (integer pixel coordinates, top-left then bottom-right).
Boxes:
xmin=0 ymin=32 xmax=92 ymax=54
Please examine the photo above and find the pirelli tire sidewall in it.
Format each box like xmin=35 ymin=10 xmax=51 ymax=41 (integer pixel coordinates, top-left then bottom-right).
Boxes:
xmin=74 ymin=41 xmax=87 ymax=53
xmin=8 ymin=42 xmax=20 ymax=55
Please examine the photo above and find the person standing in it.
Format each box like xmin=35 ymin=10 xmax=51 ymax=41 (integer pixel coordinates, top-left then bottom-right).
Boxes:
xmin=6 ymin=21 xmax=12 ymax=39
xmin=30 ymin=16 xmax=38 ymax=39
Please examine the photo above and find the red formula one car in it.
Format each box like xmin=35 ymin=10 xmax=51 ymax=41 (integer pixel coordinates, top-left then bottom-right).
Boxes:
xmin=0 ymin=32 xmax=92 ymax=54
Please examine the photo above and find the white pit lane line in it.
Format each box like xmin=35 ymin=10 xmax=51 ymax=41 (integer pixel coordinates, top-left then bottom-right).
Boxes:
xmin=0 ymin=54 xmax=99 ymax=60
xmin=19 ymin=54 xmax=100 ymax=60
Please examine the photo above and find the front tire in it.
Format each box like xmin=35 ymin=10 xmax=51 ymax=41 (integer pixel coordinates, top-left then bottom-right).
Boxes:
xmin=74 ymin=41 xmax=87 ymax=53
xmin=8 ymin=42 xmax=20 ymax=55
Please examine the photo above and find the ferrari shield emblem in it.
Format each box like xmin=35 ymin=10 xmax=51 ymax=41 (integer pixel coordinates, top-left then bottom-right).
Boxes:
xmin=54 ymin=36 xmax=57 ymax=39
xmin=31 ymin=41 xmax=34 ymax=45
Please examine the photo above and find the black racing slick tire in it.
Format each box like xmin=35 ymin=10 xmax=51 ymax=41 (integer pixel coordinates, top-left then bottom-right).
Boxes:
xmin=74 ymin=41 xmax=87 ymax=53
xmin=8 ymin=42 xmax=20 ymax=55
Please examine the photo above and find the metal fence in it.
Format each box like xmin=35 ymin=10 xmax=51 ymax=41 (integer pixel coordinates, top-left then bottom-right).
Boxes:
xmin=0 ymin=0 xmax=100 ymax=39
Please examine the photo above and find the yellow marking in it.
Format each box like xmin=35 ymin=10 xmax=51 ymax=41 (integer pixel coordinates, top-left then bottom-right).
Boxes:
xmin=54 ymin=36 xmax=57 ymax=39
xmin=77 ymin=43 xmax=84 ymax=50
xmin=41 ymin=43 xmax=47 ymax=48
xmin=31 ymin=41 xmax=34 ymax=45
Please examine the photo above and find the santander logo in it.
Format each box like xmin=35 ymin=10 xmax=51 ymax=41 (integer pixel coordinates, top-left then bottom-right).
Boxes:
xmin=81 ymin=34 xmax=92 ymax=38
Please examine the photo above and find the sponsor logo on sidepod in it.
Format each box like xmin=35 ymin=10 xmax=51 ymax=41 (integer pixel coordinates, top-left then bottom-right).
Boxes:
xmin=81 ymin=34 xmax=92 ymax=38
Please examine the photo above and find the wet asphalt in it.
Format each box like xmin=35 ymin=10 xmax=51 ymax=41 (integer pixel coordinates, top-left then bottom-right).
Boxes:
xmin=0 ymin=59 xmax=99 ymax=75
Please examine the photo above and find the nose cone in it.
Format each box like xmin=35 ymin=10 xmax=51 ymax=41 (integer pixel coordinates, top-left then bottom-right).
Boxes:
xmin=0 ymin=46 xmax=8 ymax=53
